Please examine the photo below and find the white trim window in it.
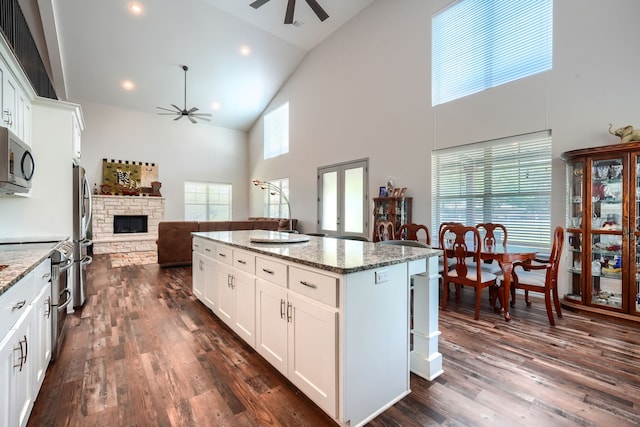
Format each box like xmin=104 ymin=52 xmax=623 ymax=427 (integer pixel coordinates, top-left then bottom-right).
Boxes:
xmin=184 ymin=181 xmax=232 ymax=221
xmin=264 ymin=102 xmax=289 ymax=159
xmin=264 ymin=178 xmax=289 ymax=218
xmin=431 ymin=130 xmax=552 ymax=248
xmin=432 ymin=0 xmax=553 ymax=106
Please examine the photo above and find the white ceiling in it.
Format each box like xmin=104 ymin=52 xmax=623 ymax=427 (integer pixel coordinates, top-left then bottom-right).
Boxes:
xmin=32 ymin=0 xmax=374 ymax=131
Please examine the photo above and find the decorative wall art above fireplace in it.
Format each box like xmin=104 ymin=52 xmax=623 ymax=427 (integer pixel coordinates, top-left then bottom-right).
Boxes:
xmin=101 ymin=159 xmax=161 ymax=196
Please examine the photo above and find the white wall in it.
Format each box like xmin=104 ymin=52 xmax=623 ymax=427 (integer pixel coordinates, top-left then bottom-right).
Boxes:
xmin=248 ymin=0 xmax=640 ymax=293
xmin=0 ymin=99 xmax=77 ymax=240
xmin=78 ymin=101 xmax=249 ymax=221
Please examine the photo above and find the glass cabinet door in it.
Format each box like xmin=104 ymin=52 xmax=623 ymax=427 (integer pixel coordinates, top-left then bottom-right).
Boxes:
xmin=566 ymin=161 xmax=584 ymax=302
xmin=589 ymin=158 xmax=624 ymax=309
xmin=633 ymin=155 xmax=640 ymax=315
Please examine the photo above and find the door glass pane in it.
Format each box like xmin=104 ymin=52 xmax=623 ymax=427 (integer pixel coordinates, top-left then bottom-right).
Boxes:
xmin=322 ymin=171 xmax=338 ymax=231
xmin=343 ymin=167 xmax=364 ymax=233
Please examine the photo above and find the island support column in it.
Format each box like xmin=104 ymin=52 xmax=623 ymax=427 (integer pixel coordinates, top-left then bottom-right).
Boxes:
xmin=410 ymin=255 xmax=443 ymax=380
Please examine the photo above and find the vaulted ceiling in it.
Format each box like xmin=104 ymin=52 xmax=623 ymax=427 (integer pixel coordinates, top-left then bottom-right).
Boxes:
xmin=26 ymin=0 xmax=374 ymax=130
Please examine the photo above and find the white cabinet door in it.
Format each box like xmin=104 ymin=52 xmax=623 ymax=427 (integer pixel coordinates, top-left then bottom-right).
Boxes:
xmin=255 ymin=280 xmax=288 ymax=375
xmin=232 ymin=269 xmax=255 ymax=347
xmin=216 ymin=262 xmax=234 ymax=326
xmin=33 ymin=283 xmax=52 ymax=392
xmin=192 ymin=251 xmax=205 ymax=301
xmin=0 ymin=331 xmax=16 ymax=427
xmin=202 ymin=255 xmax=217 ymax=312
xmin=2 ymin=69 xmax=17 ymax=135
xmin=13 ymin=306 xmax=35 ymax=427
xmin=288 ymin=293 xmax=337 ymax=417
xmin=72 ymin=114 xmax=81 ymax=160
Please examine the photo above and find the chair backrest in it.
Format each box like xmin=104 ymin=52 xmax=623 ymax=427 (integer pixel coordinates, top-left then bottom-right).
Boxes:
xmin=439 ymin=224 xmax=481 ymax=284
xmin=548 ymin=226 xmax=565 ymax=283
xmin=397 ymin=223 xmax=430 ymax=245
xmin=378 ymin=239 xmax=431 ymax=248
xmin=376 ymin=221 xmax=396 ymax=241
xmin=476 ymin=223 xmax=507 ymax=249
xmin=438 ymin=222 xmax=463 ymax=246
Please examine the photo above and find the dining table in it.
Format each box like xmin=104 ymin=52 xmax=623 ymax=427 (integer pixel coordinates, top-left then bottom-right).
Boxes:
xmin=440 ymin=241 xmax=539 ymax=321
xmin=476 ymin=243 xmax=539 ymax=321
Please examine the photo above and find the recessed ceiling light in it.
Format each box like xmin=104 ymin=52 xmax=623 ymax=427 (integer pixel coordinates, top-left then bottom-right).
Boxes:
xmin=211 ymin=102 xmax=221 ymax=110
xmin=121 ymin=80 xmax=135 ymax=90
xmin=128 ymin=2 xmax=144 ymax=15
xmin=240 ymin=45 xmax=251 ymax=56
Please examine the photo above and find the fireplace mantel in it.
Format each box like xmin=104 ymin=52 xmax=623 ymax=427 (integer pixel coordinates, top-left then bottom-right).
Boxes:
xmin=91 ymin=195 xmax=165 ymax=254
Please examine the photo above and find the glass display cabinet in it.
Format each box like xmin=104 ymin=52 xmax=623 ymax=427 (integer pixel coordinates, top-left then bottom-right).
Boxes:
xmin=372 ymin=197 xmax=412 ymax=242
xmin=562 ymin=141 xmax=640 ymax=321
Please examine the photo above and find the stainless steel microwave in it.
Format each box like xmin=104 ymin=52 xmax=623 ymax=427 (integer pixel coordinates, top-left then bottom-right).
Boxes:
xmin=0 ymin=127 xmax=34 ymax=193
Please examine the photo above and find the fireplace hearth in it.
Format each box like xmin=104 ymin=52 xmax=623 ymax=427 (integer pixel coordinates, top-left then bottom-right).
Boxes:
xmin=114 ymin=215 xmax=148 ymax=234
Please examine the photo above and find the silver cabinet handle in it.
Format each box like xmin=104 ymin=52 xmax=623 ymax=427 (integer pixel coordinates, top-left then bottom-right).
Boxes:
xmin=280 ymin=299 xmax=285 ymax=319
xmin=287 ymin=302 xmax=292 ymax=322
xmin=45 ymin=296 xmax=52 ymax=318
xmin=205 ymin=248 xmax=211 ymax=252
xmin=237 ymin=259 xmax=247 ymax=265
xmin=218 ymin=253 xmax=227 ymax=257
xmin=300 ymin=280 xmax=317 ymax=289
xmin=12 ymin=300 xmax=26 ymax=311
xmin=262 ymin=268 xmax=274 ymax=275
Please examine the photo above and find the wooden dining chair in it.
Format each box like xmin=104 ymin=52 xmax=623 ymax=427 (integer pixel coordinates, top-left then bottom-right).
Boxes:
xmin=397 ymin=223 xmax=430 ymax=245
xmin=510 ymin=226 xmax=565 ymax=326
xmin=438 ymin=222 xmax=463 ymax=274
xmin=440 ymin=223 xmax=498 ymax=320
xmin=474 ymin=223 xmax=508 ymax=274
xmin=375 ymin=221 xmax=396 ymax=241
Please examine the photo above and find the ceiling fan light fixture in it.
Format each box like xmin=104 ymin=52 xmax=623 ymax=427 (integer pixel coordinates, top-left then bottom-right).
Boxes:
xmin=156 ymin=65 xmax=212 ymax=124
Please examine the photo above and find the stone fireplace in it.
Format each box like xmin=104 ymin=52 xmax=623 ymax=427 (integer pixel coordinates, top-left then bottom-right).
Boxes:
xmin=91 ymin=195 xmax=165 ymax=254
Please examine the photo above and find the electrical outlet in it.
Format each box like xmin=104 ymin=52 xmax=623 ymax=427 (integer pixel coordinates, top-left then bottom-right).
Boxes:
xmin=375 ymin=269 xmax=389 ymax=284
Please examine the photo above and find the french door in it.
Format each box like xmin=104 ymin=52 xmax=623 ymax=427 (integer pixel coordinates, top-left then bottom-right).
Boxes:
xmin=317 ymin=159 xmax=368 ymax=238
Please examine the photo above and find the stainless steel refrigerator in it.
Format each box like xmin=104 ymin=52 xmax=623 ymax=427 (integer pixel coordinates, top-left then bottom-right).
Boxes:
xmin=72 ymin=163 xmax=93 ymax=307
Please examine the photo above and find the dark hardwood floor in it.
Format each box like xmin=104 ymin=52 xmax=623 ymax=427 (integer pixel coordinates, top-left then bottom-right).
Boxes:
xmin=29 ymin=254 xmax=640 ymax=426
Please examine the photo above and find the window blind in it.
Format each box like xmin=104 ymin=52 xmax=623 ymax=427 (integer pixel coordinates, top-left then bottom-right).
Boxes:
xmin=265 ymin=178 xmax=289 ymax=218
xmin=431 ymin=130 xmax=552 ymax=248
xmin=184 ymin=181 xmax=232 ymax=221
xmin=264 ymin=102 xmax=289 ymax=159
xmin=432 ymin=0 xmax=553 ymax=106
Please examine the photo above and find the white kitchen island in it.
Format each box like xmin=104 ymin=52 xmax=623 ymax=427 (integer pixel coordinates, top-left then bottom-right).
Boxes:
xmin=192 ymin=230 xmax=442 ymax=427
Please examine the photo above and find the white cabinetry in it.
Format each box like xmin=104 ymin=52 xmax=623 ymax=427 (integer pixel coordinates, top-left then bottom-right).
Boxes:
xmin=193 ymin=237 xmax=216 ymax=310
xmin=256 ymin=266 xmax=338 ymax=417
xmin=215 ymin=248 xmax=256 ymax=347
xmin=0 ymin=257 xmax=51 ymax=427
xmin=0 ymin=56 xmax=32 ymax=144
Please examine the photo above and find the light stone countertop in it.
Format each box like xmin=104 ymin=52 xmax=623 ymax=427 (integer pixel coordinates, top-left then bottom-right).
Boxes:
xmin=193 ymin=230 xmax=441 ymax=275
xmin=0 ymin=246 xmax=56 ymax=296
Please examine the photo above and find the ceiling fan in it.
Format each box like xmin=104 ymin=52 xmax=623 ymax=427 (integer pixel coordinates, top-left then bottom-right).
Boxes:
xmin=250 ymin=0 xmax=329 ymax=24
xmin=156 ymin=65 xmax=212 ymax=124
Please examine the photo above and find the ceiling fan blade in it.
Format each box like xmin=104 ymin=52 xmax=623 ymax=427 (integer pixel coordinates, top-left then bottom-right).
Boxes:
xmin=187 ymin=107 xmax=199 ymax=114
xmin=156 ymin=106 xmax=179 ymax=112
xmin=188 ymin=115 xmax=197 ymax=124
xmin=250 ymin=0 xmax=270 ymax=9
xmin=170 ymin=104 xmax=182 ymax=112
xmin=174 ymin=115 xmax=183 ymax=121
xmin=305 ymin=0 xmax=329 ymax=21
xmin=157 ymin=113 xmax=180 ymax=116
xmin=284 ymin=0 xmax=295 ymax=24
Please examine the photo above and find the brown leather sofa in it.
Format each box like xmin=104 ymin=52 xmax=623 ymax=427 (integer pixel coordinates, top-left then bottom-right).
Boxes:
xmin=157 ymin=218 xmax=298 ymax=267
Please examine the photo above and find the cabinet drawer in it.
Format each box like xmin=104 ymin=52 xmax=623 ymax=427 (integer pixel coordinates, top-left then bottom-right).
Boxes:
xmin=233 ymin=250 xmax=255 ymax=274
xmin=216 ymin=245 xmax=233 ymax=265
xmin=289 ymin=267 xmax=338 ymax=307
xmin=0 ymin=271 xmax=35 ymax=338
xmin=192 ymin=237 xmax=204 ymax=252
xmin=255 ymin=257 xmax=287 ymax=288
xmin=33 ymin=258 xmax=52 ymax=292
xmin=202 ymin=240 xmax=215 ymax=258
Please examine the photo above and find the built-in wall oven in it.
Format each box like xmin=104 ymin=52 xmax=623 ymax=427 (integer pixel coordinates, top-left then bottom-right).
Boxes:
xmin=51 ymin=241 xmax=73 ymax=361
